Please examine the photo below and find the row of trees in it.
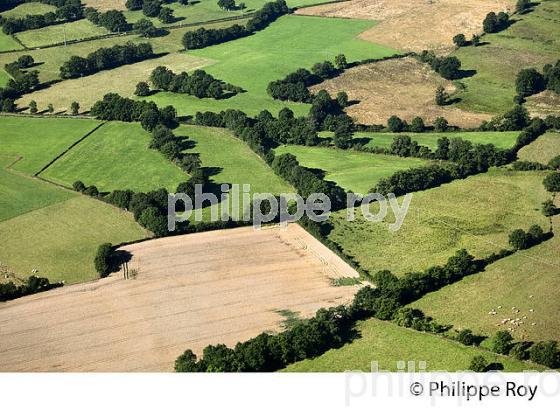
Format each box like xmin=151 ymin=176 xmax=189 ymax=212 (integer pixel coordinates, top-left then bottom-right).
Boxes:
xmin=182 ymin=0 xmax=289 ymax=49
xmin=418 ymin=50 xmax=462 ymax=80
xmin=59 ymin=42 xmax=154 ymax=79
xmin=0 ymin=275 xmax=62 ymax=302
xmin=126 ymin=0 xmax=183 ymax=21
xmin=515 ymin=60 xmax=560 ymax=98
xmin=0 ymin=0 xmax=82 ymax=34
xmin=508 ymin=225 xmax=549 ymax=250
xmin=267 ymin=58 xmax=345 ymax=102
xmin=374 ymin=117 xmax=551 ymax=196
xmin=483 ymin=11 xmax=510 ymax=34
xmin=149 ymin=66 xmax=242 ymax=99
xmin=4 ymin=54 xmax=39 ymax=94
xmin=386 ymin=114 xmax=450 ymax=133
xmin=84 ymin=7 xmax=128 ymax=32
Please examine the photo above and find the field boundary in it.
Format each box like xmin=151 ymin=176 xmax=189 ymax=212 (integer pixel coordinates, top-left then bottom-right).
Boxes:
xmin=34 ymin=122 xmax=106 ymax=177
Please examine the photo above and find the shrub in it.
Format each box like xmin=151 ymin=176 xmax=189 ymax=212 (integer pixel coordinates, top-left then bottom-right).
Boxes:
xmin=516 ymin=68 xmax=545 ymax=97
xmin=548 ymin=156 xmax=560 ymax=170
xmin=94 ymin=243 xmax=114 ymax=278
xmin=543 ymin=172 xmax=560 ymax=193
xmin=72 ymin=180 xmax=86 ymax=192
xmin=135 ymin=81 xmax=151 ymax=97
xmin=453 ymin=33 xmax=467 ymax=47
xmin=469 ymin=355 xmax=489 ymax=372
xmin=529 ymin=341 xmax=560 ymax=368
xmin=491 ymin=330 xmax=514 ymax=355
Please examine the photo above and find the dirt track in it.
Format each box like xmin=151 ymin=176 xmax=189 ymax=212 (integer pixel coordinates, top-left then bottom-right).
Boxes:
xmin=0 ymin=224 xmax=359 ymax=372
xmin=297 ymin=0 xmax=514 ymax=53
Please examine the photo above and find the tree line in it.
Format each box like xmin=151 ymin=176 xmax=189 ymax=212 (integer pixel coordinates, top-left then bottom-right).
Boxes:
xmin=373 ymin=116 xmax=551 ymax=196
xmin=59 ymin=42 xmax=154 ymax=79
xmin=0 ymin=54 xmax=40 ymax=112
xmin=182 ymin=0 xmax=289 ymax=49
xmin=84 ymin=7 xmax=128 ymax=32
xmin=515 ymin=60 xmax=560 ymax=99
xmin=126 ymin=0 xmax=185 ymax=23
xmin=149 ymin=66 xmax=242 ymax=99
xmin=417 ymin=50 xmax=463 ymax=80
xmin=0 ymin=275 xmax=63 ymax=302
xmin=0 ymin=0 xmax=83 ymax=34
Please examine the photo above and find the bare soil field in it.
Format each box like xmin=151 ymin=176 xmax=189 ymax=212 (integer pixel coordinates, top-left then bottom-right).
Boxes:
xmin=18 ymin=53 xmax=213 ymax=114
xmin=83 ymin=0 xmax=127 ymax=12
xmin=0 ymin=224 xmax=359 ymax=372
xmin=296 ymin=0 xmax=514 ymax=53
xmin=310 ymin=57 xmax=491 ymax=128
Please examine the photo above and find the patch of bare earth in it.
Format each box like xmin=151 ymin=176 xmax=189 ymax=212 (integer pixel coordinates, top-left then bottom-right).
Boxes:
xmin=526 ymin=90 xmax=560 ymax=119
xmin=83 ymin=0 xmax=127 ymax=12
xmin=0 ymin=224 xmax=359 ymax=372
xmin=296 ymin=0 xmax=514 ymax=53
xmin=310 ymin=57 xmax=491 ymax=128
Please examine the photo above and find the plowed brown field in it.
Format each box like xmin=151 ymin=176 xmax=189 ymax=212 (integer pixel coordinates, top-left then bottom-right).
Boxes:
xmin=0 ymin=224 xmax=359 ymax=372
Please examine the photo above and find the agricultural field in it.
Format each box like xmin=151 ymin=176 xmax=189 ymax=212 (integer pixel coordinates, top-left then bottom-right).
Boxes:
xmin=517 ymin=132 xmax=560 ymax=164
xmin=344 ymin=130 xmax=520 ymax=150
xmin=146 ymin=15 xmax=398 ymax=116
xmin=310 ymin=57 xmax=492 ymax=128
xmin=0 ymin=116 xmax=101 ymax=175
xmin=41 ymin=121 xmax=188 ymax=192
xmin=0 ymin=224 xmax=359 ymax=371
xmin=14 ymin=19 xmax=110 ymax=48
xmin=0 ymin=195 xmax=148 ymax=284
xmin=0 ymin=31 xmax=21 ymax=52
xmin=327 ymin=170 xmax=550 ymax=276
xmin=274 ymin=145 xmax=429 ymax=193
xmin=452 ymin=0 xmax=560 ymax=115
xmin=526 ymin=90 xmax=560 ymax=118
xmin=295 ymin=0 xmax=515 ymax=53
xmin=284 ymin=318 xmax=540 ymax=371
xmin=412 ymin=211 xmax=560 ymax=342
xmin=18 ymin=53 xmax=213 ymax=114
xmin=0 ymin=2 xmax=56 ymax=18
xmin=83 ymin=0 xmax=127 ymax=12
xmin=0 ymin=18 xmax=249 ymax=85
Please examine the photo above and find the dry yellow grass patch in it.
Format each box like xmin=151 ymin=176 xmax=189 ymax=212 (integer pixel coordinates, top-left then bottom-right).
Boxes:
xmin=83 ymin=0 xmax=127 ymax=12
xmin=18 ymin=53 xmax=213 ymax=113
xmin=310 ymin=57 xmax=491 ymax=128
xmin=296 ymin=0 xmax=514 ymax=53
xmin=0 ymin=224 xmax=359 ymax=372
xmin=526 ymin=90 xmax=560 ymax=119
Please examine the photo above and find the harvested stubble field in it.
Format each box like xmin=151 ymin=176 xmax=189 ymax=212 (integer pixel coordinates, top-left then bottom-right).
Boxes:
xmin=296 ymin=0 xmax=514 ymax=53
xmin=83 ymin=0 xmax=127 ymax=12
xmin=310 ymin=57 xmax=492 ymax=128
xmin=0 ymin=224 xmax=359 ymax=371
xmin=526 ymin=91 xmax=560 ymax=119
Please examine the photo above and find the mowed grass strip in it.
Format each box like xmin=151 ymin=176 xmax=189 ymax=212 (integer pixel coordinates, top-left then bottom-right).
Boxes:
xmin=0 ymin=156 xmax=74 ymax=222
xmin=453 ymin=0 xmax=560 ymax=115
xmin=147 ymin=15 xmax=398 ymax=117
xmin=517 ymin=132 xmax=560 ymax=164
xmin=412 ymin=212 xmax=560 ymax=342
xmin=284 ymin=318 xmax=540 ymax=371
xmin=0 ymin=195 xmax=148 ymax=283
xmin=42 ymin=122 xmax=188 ymax=192
xmin=274 ymin=145 xmax=429 ymax=193
xmin=19 ymin=53 xmax=213 ymax=113
xmin=328 ymin=169 xmax=550 ymax=276
xmin=0 ymin=116 xmax=101 ymax=175
xmin=345 ymin=131 xmax=520 ymax=150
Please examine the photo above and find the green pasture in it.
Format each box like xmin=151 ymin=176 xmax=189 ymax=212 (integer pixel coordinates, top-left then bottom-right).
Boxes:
xmin=0 ymin=2 xmax=55 ymax=18
xmin=274 ymin=145 xmax=429 ymax=193
xmin=517 ymin=132 xmax=560 ymax=164
xmin=0 ymin=31 xmax=21 ymax=52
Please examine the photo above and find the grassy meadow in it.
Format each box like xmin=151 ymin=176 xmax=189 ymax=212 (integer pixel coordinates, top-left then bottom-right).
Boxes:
xmin=0 ymin=116 xmax=101 ymax=175
xmin=517 ymin=132 xmax=560 ymax=164
xmin=412 ymin=210 xmax=560 ymax=342
xmin=0 ymin=195 xmax=148 ymax=283
xmin=15 ymin=19 xmax=110 ymax=48
xmin=284 ymin=318 xmax=540 ymax=371
xmin=346 ymin=131 xmax=520 ymax=150
xmin=328 ymin=169 xmax=550 ymax=276
xmin=0 ymin=156 xmax=74 ymax=222
xmin=42 ymin=122 xmax=188 ymax=192
xmin=146 ymin=15 xmax=398 ymax=116
xmin=0 ymin=2 xmax=56 ymax=18
xmin=274 ymin=145 xmax=429 ymax=193
xmin=0 ymin=31 xmax=21 ymax=52
xmin=452 ymin=0 xmax=560 ymax=115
